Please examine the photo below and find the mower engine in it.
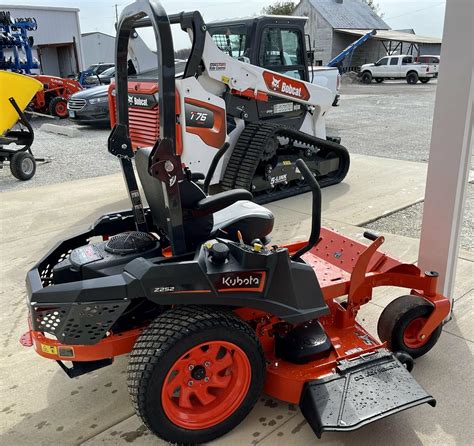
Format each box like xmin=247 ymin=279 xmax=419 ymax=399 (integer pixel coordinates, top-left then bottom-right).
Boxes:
xmin=52 ymin=232 xmax=160 ymax=283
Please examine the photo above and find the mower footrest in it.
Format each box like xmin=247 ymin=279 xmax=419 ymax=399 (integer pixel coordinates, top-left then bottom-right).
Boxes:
xmin=299 ymin=349 xmax=436 ymax=437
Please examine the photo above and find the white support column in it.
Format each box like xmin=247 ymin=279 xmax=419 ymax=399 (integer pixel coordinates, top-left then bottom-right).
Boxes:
xmin=418 ymin=0 xmax=473 ymax=299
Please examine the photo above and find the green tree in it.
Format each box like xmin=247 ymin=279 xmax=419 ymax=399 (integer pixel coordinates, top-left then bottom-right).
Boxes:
xmin=261 ymin=1 xmax=296 ymax=15
xmin=362 ymin=0 xmax=384 ymax=18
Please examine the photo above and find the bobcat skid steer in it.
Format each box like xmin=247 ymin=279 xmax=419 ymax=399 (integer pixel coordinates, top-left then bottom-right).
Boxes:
xmin=109 ymin=9 xmax=349 ymax=203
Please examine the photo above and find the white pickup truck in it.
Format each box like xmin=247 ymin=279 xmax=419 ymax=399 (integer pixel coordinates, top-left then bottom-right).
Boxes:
xmin=309 ymin=65 xmax=341 ymax=106
xmin=360 ymin=55 xmax=437 ymax=84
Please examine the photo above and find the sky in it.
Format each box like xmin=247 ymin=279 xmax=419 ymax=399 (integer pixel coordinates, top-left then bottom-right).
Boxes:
xmin=2 ymin=0 xmax=447 ymax=51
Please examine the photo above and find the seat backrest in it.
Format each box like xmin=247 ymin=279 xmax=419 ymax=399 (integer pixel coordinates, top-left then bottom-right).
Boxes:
xmin=135 ymin=147 xmax=169 ymax=233
xmin=135 ymin=147 xmax=214 ymax=247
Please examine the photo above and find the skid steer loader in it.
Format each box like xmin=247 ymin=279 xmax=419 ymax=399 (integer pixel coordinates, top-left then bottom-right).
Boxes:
xmin=109 ymin=12 xmax=349 ymax=203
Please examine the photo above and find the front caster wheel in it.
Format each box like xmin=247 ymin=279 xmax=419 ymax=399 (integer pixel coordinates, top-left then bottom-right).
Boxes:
xmin=377 ymin=295 xmax=442 ymax=358
xmin=127 ymin=306 xmax=265 ymax=444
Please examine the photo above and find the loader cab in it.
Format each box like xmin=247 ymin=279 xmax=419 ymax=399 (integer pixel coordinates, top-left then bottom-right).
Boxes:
xmin=207 ymin=16 xmax=310 ymax=82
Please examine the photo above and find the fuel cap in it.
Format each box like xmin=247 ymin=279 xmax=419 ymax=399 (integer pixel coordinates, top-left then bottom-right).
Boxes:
xmin=209 ymin=243 xmax=229 ymax=265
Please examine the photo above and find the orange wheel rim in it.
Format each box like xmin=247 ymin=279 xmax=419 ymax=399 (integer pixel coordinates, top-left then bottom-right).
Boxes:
xmin=161 ymin=341 xmax=251 ymax=430
xmin=403 ymin=317 xmax=428 ymax=348
xmin=56 ymin=102 xmax=67 ymax=116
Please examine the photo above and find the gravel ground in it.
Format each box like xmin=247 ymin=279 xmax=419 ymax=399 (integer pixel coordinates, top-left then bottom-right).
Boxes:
xmin=327 ymin=80 xmax=473 ymax=252
xmin=327 ymin=80 xmax=437 ymax=163
xmin=327 ymin=79 xmax=474 ymax=170
xmin=366 ymin=183 xmax=474 ymax=252
xmin=0 ymin=119 xmax=116 ymax=192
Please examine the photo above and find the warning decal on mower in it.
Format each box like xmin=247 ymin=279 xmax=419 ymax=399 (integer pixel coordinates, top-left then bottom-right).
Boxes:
xmin=41 ymin=344 xmax=58 ymax=355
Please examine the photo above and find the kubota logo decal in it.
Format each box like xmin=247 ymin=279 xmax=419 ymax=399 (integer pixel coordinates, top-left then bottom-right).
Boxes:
xmin=214 ymin=271 xmax=266 ymax=292
xmin=222 ymin=275 xmax=260 ymax=287
xmin=263 ymin=71 xmax=310 ymax=100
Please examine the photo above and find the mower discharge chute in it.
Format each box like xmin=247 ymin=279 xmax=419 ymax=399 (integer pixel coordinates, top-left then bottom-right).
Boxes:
xmin=21 ymin=1 xmax=450 ymax=443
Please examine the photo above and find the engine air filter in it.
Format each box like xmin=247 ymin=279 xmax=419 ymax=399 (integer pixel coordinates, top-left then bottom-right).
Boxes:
xmin=105 ymin=231 xmax=157 ymax=255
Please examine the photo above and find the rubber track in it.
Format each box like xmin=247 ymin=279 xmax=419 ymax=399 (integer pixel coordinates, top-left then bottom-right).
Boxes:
xmin=221 ymin=122 xmax=350 ymax=204
xmin=127 ymin=305 xmax=263 ymax=434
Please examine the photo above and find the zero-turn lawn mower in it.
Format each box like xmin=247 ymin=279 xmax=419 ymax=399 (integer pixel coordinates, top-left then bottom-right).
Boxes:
xmin=0 ymin=71 xmax=42 ymax=180
xmin=108 ymin=3 xmax=349 ymax=204
xmin=21 ymin=1 xmax=451 ymax=444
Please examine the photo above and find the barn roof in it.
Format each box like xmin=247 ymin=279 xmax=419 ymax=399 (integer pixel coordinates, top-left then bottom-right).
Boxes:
xmin=308 ymin=0 xmax=389 ymax=30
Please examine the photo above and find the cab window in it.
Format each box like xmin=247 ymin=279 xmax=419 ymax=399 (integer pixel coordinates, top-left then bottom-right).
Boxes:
xmin=259 ymin=27 xmax=305 ymax=79
xmin=209 ymin=25 xmax=248 ymax=59
xmin=389 ymin=57 xmax=398 ymax=65
xmin=376 ymin=57 xmax=389 ymax=66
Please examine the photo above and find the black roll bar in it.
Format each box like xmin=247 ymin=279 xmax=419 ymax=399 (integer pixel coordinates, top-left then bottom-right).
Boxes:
xmin=108 ymin=0 xmax=188 ymax=255
xmin=134 ymin=11 xmax=207 ymax=79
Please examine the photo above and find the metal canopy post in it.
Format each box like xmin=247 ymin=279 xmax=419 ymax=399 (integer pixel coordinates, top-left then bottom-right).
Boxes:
xmin=418 ymin=0 xmax=473 ymax=300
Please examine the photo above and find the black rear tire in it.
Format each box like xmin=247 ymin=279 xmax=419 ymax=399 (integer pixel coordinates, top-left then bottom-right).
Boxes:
xmin=49 ymin=96 xmax=69 ymax=118
xmin=420 ymin=78 xmax=430 ymax=83
xmin=377 ymin=295 xmax=442 ymax=358
xmin=361 ymin=71 xmax=372 ymax=84
xmin=10 ymin=151 xmax=36 ymax=181
xmin=406 ymin=72 xmax=419 ymax=84
xmin=127 ymin=306 xmax=265 ymax=444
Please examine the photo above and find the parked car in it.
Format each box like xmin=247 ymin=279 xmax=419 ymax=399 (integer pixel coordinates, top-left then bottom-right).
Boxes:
xmin=84 ymin=66 xmax=116 ymax=87
xmin=84 ymin=63 xmax=114 ymax=76
xmin=415 ymin=55 xmax=440 ymax=77
xmin=67 ymin=85 xmax=110 ymax=127
xmin=359 ymin=55 xmax=436 ymax=84
xmin=68 ymin=62 xmax=188 ymax=127
xmin=77 ymin=63 xmax=115 ymax=87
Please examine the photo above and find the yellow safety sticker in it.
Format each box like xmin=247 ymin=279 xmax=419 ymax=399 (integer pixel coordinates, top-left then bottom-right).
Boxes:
xmin=221 ymin=75 xmax=230 ymax=84
xmin=283 ymin=160 xmax=291 ymax=165
xmin=41 ymin=344 xmax=58 ymax=355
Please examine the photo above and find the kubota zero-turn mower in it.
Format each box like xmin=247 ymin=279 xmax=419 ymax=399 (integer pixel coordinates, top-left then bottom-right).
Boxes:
xmin=21 ymin=1 xmax=451 ymax=444
xmin=108 ymin=2 xmax=349 ymax=204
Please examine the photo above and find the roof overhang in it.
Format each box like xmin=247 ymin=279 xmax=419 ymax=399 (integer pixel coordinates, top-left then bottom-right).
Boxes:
xmin=335 ymin=28 xmax=442 ymax=45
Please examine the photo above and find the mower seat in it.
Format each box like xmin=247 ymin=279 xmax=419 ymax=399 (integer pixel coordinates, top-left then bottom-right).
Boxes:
xmin=135 ymin=148 xmax=274 ymax=249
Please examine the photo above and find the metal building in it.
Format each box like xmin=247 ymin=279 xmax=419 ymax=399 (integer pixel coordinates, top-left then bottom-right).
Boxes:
xmin=81 ymin=32 xmax=115 ymax=68
xmin=294 ymin=0 xmax=442 ymax=69
xmin=1 ymin=4 xmax=84 ymax=76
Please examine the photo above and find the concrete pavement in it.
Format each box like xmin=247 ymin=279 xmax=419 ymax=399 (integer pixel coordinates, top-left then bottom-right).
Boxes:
xmin=0 ymin=153 xmax=472 ymax=445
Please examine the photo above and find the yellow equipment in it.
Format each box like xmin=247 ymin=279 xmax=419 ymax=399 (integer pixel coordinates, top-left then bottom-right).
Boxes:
xmin=0 ymin=71 xmax=43 ymax=135
xmin=0 ymin=71 xmax=43 ymax=181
